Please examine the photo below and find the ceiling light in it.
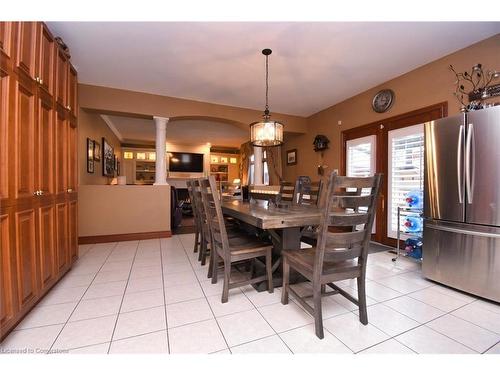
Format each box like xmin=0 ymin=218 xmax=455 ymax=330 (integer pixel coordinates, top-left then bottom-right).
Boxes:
xmin=250 ymin=49 xmax=284 ymax=147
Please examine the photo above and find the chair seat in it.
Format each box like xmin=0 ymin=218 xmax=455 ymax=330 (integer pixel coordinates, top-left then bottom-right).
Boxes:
xmin=282 ymin=248 xmax=359 ymax=278
xmin=301 ymin=229 xmax=317 ymax=245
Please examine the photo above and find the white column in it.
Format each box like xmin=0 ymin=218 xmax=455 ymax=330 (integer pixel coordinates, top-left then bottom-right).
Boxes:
xmin=153 ymin=116 xmax=169 ymax=185
xmin=253 ymin=146 xmax=263 ymax=185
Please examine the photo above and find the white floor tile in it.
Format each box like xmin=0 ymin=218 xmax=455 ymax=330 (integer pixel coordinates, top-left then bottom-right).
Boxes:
xmin=408 ymin=288 xmax=469 ymax=312
xmin=163 ymin=270 xmax=198 ymax=287
xmin=323 ymin=312 xmax=390 ymax=353
xmin=396 ymin=326 xmax=475 ymax=354
xmin=258 ymin=301 xmax=314 ymax=333
xmin=485 ymin=342 xmax=500 ymax=354
xmin=280 ymin=324 xmax=352 ymax=353
xmin=57 ymin=273 xmax=96 ymax=289
xmin=93 ymin=269 xmax=130 ymax=284
xmin=121 ymin=288 xmax=164 ymax=313
xmin=470 ymin=299 xmax=500 ymax=315
xmin=69 ymin=295 xmax=122 ymax=322
xmin=359 ymin=304 xmax=420 ymax=336
xmin=426 ymin=284 xmax=476 ymax=303
xmin=231 ymin=335 xmax=291 ymax=354
xmin=374 ymin=275 xmax=429 ymax=294
xmin=168 ymin=319 xmax=227 ymax=354
xmin=364 ymin=281 xmax=403 ymax=302
xmin=166 ymin=298 xmax=213 ymax=328
xmin=165 ymin=282 xmax=204 ymax=305
xmin=241 ymin=285 xmax=283 ymax=307
xmin=67 ymin=342 xmax=110 ymax=354
xmin=109 ymin=330 xmax=168 ymax=354
xmin=100 ymin=260 xmax=133 ymax=272
xmin=383 ymin=296 xmax=446 ymax=323
xmin=53 ymin=315 xmax=116 ymax=350
xmin=39 ymin=286 xmax=87 ymax=306
xmin=125 ymin=275 xmax=163 ymax=294
xmin=15 ymin=302 xmax=78 ymax=330
xmin=207 ymin=293 xmax=255 ymax=317
xmin=83 ymin=280 xmax=127 ymax=300
xmin=113 ymin=306 xmax=166 ymax=340
xmin=359 ymin=339 xmax=415 ymax=354
xmin=452 ymin=304 xmax=500 ymax=334
xmin=300 ymin=296 xmax=350 ymax=319
xmin=217 ymin=309 xmax=275 ymax=347
xmin=426 ymin=314 xmax=500 ymax=353
xmin=130 ymin=265 xmax=162 ymax=280
xmin=0 ymin=324 xmax=63 ymax=353
xmin=163 ymin=262 xmax=194 ymax=275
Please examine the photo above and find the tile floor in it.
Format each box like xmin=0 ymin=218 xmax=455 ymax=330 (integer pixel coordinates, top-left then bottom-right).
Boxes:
xmin=1 ymin=233 xmax=499 ymax=354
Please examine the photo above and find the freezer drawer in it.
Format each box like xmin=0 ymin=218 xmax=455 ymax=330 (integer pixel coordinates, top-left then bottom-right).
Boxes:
xmin=422 ymin=219 xmax=500 ymax=302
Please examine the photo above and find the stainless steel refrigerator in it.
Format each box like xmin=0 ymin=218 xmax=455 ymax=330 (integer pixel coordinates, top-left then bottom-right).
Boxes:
xmin=423 ymin=105 xmax=500 ymax=303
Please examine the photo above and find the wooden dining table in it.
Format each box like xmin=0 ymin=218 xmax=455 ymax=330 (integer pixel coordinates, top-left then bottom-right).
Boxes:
xmin=221 ymin=199 xmax=322 ymax=291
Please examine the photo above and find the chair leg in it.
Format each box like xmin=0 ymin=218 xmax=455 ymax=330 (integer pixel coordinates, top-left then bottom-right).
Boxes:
xmin=198 ymin=236 xmax=204 ymax=262
xmin=357 ymin=275 xmax=368 ymax=325
xmin=313 ymin=282 xmax=324 ymax=339
xmin=193 ymin=229 xmax=199 ymax=253
xmin=221 ymin=260 xmax=231 ymax=303
xmin=211 ymin=252 xmax=219 ymax=284
xmin=266 ymin=250 xmax=274 ymax=294
xmin=321 ymin=284 xmax=326 ymax=294
xmin=200 ymin=240 xmax=208 ymax=266
xmin=281 ymin=256 xmax=289 ymax=304
xmin=207 ymin=246 xmax=214 ymax=279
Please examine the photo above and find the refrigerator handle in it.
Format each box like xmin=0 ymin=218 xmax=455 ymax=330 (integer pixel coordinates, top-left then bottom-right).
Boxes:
xmin=465 ymin=123 xmax=474 ymax=204
xmin=457 ymin=125 xmax=464 ymax=204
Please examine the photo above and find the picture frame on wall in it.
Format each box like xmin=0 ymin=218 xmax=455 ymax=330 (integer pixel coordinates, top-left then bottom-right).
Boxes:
xmin=87 ymin=138 xmax=95 ymax=173
xmin=287 ymin=149 xmax=297 ymax=165
xmin=93 ymin=141 xmax=101 ymax=161
xmin=102 ymin=137 xmax=115 ymax=177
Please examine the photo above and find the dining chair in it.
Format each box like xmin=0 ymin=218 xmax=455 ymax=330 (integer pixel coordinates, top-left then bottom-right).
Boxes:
xmin=281 ymin=171 xmax=382 ymax=339
xmin=276 ymin=181 xmax=296 ymax=205
xmin=192 ymin=179 xmax=212 ymax=266
xmin=199 ymin=176 xmax=274 ymax=303
xmin=186 ymin=179 xmax=201 ymax=254
xmin=297 ymin=179 xmax=323 ymax=206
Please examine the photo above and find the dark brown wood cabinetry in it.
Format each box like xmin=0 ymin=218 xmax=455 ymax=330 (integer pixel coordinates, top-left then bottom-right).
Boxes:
xmin=0 ymin=21 xmax=78 ymax=341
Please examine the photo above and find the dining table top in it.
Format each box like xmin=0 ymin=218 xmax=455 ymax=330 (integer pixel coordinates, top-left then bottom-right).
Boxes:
xmin=221 ymin=199 xmax=322 ymax=230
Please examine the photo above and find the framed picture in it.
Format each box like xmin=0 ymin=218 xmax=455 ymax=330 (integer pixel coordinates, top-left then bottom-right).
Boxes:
xmin=86 ymin=138 xmax=94 ymax=173
xmin=287 ymin=149 xmax=297 ymax=165
xmin=93 ymin=141 xmax=101 ymax=161
xmin=102 ymin=137 xmax=115 ymax=177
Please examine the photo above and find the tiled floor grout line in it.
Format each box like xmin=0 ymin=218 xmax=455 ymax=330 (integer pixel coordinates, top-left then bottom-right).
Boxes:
xmin=105 ymin=241 xmax=140 ymax=354
xmin=178 ymin=236 xmax=233 ymax=354
xmin=47 ymin=242 xmax=117 ymax=353
xmin=482 ymin=339 xmax=500 ymax=354
xmin=159 ymin=237 xmax=172 ymax=353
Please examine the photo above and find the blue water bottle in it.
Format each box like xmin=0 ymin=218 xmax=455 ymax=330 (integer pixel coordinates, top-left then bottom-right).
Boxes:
xmin=404 ymin=216 xmax=423 ymax=233
xmin=405 ymin=190 xmax=423 ymax=208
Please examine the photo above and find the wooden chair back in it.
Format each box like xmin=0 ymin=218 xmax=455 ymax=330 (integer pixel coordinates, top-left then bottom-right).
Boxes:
xmin=186 ymin=179 xmax=200 ymax=229
xmin=297 ymin=180 xmax=323 ymax=207
xmin=314 ymin=172 xmax=382 ymax=276
xmin=277 ymin=181 xmax=296 ymax=204
xmin=192 ymin=179 xmax=211 ymax=244
xmin=199 ymin=176 xmax=230 ymax=262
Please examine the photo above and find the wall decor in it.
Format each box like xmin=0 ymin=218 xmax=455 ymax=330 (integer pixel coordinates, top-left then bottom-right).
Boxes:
xmin=372 ymin=89 xmax=395 ymax=113
xmin=93 ymin=141 xmax=101 ymax=161
xmin=220 ymin=157 xmax=228 ymax=163
xmin=87 ymin=138 xmax=94 ymax=173
xmin=102 ymin=137 xmax=115 ymax=177
xmin=211 ymin=156 xmax=219 ymax=163
xmin=286 ymin=149 xmax=297 ymax=165
xmin=450 ymin=63 xmax=500 ymax=112
xmin=313 ymin=135 xmax=330 ymax=152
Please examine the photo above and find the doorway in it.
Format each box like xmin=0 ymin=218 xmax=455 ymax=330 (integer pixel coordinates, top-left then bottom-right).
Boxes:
xmin=341 ymin=102 xmax=447 ymax=247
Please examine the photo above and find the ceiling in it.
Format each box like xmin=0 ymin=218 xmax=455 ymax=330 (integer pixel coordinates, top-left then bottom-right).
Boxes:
xmin=48 ymin=22 xmax=500 ymax=117
xmin=103 ymin=115 xmax=248 ymax=147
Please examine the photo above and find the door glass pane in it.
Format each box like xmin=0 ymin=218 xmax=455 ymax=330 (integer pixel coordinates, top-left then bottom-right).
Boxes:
xmin=387 ymin=124 xmax=424 ymax=239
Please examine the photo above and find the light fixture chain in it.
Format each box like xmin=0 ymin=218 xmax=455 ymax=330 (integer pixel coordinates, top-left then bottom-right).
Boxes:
xmin=265 ymin=54 xmax=269 ymax=112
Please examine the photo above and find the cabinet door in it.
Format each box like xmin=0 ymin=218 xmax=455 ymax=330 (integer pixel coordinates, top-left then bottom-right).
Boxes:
xmin=15 ymin=208 xmax=38 ymax=310
xmin=55 ymin=48 xmax=68 ymax=108
xmin=14 ymin=22 xmax=37 ymax=80
xmin=68 ymin=64 xmax=77 ymax=117
xmin=37 ymin=204 xmax=56 ymax=291
xmin=55 ymin=110 xmax=67 ymax=196
xmin=0 ymin=70 xmax=9 ymax=202
xmin=68 ymin=200 xmax=78 ymax=263
xmin=55 ymin=202 xmax=69 ymax=274
xmin=37 ymin=97 xmax=54 ymax=197
xmin=0 ymin=212 xmax=17 ymax=331
xmin=13 ymin=79 xmax=36 ymax=200
xmin=37 ymin=23 xmax=54 ymax=97
xmin=67 ymin=121 xmax=77 ymax=192
xmin=0 ymin=22 xmax=13 ymax=62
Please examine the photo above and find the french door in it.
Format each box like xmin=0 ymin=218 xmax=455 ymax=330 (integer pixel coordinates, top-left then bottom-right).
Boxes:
xmin=342 ymin=103 xmax=447 ymax=247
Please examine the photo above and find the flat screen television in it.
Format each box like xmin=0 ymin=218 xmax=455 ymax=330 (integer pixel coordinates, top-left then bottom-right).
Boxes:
xmin=168 ymin=152 xmax=204 ymax=173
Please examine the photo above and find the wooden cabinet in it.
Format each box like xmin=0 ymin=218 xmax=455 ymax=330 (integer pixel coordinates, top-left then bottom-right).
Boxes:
xmin=1 ymin=22 xmax=78 ymax=340
xmin=14 ymin=22 xmax=37 ymax=80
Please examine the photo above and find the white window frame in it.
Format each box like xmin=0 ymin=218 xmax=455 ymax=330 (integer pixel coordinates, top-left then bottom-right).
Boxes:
xmin=387 ymin=123 xmax=424 ymax=239
xmin=248 ymin=151 xmax=269 ymax=185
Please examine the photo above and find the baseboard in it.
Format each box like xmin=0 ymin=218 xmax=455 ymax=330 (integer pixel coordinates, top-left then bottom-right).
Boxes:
xmin=78 ymin=231 xmax=172 ymax=244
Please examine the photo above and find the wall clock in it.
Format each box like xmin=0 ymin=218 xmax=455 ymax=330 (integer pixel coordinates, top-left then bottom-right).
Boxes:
xmin=372 ymin=89 xmax=395 ymax=113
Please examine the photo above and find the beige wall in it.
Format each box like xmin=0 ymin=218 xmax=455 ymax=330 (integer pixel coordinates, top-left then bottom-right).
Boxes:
xmin=79 ymin=185 xmax=171 ymax=237
xmin=78 ymin=84 xmax=308 ymax=134
xmin=79 ymin=109 xmax=122 ymax=185
xmin=283 ymin=34 xmax=500 ymax=181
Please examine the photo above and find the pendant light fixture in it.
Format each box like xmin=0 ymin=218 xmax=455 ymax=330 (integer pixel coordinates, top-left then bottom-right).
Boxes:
xmin=250 ymin=48 xmax=284 ymax=147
